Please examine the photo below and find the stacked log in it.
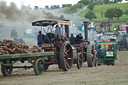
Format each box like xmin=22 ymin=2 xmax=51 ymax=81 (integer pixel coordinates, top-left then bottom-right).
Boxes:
xmin=0 ymin=39 xmax=43 ymax=55
xmin=31 ymin=46 xmax=44 ymax=53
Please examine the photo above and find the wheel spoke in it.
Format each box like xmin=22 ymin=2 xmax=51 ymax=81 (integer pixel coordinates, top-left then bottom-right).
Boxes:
xmin=64 ymin=59 xmax=70 ymax=68
xmin=64 ymin=49 xmax=70 ymax=55
xmin=79 ymin=58 xmax=82 ymax=62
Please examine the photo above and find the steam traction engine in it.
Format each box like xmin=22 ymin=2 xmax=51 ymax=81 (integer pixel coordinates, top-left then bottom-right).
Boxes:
xmin=32 ymin=20 xmax=96 ymax=71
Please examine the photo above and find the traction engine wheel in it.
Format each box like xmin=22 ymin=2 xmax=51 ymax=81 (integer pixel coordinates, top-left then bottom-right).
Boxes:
xmin=77 ymin=53 xmax=83 ymax=69
xmin=87 ymin=45 xmax=95 ymax=67
xmin=33 ymin=58 xmax=44 ymax=75
xmin=1 ymin=60 xmax=13 ymax=76
xmin=59 ymin=41 xmax=73 ymax=71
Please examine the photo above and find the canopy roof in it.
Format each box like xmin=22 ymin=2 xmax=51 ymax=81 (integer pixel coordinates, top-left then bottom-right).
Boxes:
xmin=32 ymin=19 xmax=72 ymax=27
xmin=95 ymin=41 xmax=117 ymax=45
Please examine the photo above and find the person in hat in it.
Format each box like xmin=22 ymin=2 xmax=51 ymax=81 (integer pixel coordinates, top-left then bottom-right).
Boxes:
xmin=76 ymin=33 xmax=83 ymax=44
xmin=37 ymin=31 xmax=44 ymax=47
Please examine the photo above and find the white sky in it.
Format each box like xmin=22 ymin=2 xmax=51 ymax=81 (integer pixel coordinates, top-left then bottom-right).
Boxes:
xmin=3 ymin=0 xmax=80 ymax=8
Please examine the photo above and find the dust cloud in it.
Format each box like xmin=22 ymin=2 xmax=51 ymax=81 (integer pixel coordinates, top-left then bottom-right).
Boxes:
xmin=0 ymin=1 xmax=61 ymax=25
xmin=0 ymin=1 xmax=62 ymax=42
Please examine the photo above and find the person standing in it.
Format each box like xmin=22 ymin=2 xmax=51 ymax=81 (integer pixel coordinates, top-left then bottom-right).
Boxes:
xmin=11 ymin=29 xmax=18 ymax=41
xmin=37 ymin=31 xmax=44 ymax=47
xmin=76 ymin=33 xmax=83 ymax=44
xmin=97 ymin=44 xmax=103 ymax=59
xmin=69 ymin=33 xmax=76 ymax=45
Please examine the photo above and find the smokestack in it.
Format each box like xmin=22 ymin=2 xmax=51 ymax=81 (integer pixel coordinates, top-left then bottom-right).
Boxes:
xmin=83 ymin=21 xmax=88 ymax=41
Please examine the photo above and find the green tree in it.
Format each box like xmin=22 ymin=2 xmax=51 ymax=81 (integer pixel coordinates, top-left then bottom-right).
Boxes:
xmin=87 ymin=3 xmax=94 ymax=11
xmin=124 ymin=9 xmax=128 ymax=16
xmin=104 ymin=8 xmax=115 ymax=20
xmin=64 ymin=3 xmax=84 ymax=14
xmin=114 ymin=8 xmax=123 ymax=19
xmin=114 ymin=0 xmax=117 ymax=3
xmin=85 ymin=11 xmax=97 ymax=20
xmin=78 ymin=0 xmax=89 ymax=5
xmin=103 ymin=0 xmax=110 ymax=4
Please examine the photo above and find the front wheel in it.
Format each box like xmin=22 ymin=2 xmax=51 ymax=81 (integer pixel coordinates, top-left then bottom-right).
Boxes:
xmin=77 ymin=53 xmax=83 ymax=69
xmin=33 ymin=58 xmax=44 ymax=75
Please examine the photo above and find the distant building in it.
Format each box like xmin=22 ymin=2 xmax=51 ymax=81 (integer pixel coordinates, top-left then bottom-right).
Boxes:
xmin=121 ymin=0 xmax=128 ymax=3
xmin=34 ymin=6 xmax=38 ymax=9
xmin=45 ymin=5 xmax=49 ymax=9
xmin=62 ymin=4 xmax=72 ymax=8
xmin=50 ymin=5 xmax=60 ymax=9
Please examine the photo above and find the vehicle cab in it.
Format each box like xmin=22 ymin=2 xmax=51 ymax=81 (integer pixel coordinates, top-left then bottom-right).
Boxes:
xmin=95 ymin=41 xmax=117 ymax=65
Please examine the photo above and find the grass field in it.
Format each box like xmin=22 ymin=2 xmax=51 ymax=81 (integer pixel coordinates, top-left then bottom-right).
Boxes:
xmin=78 ymin=3 xmax=128 ymax=21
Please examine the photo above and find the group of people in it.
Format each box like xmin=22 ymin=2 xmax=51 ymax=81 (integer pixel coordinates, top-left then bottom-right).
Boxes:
xmin=69 ymin=33 xmax=83 ymax=45
xmin=37 ymin=31 xmax=84 ymax=46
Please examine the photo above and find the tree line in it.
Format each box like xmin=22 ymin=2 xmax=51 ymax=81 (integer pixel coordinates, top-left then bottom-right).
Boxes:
xmin=84 ymin=3 xmax=128 ymax=20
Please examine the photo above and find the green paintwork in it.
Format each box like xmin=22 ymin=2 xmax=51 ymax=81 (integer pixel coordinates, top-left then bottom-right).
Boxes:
xmin=0 ymin=52 xmax=54 ymax=60
xmin=37 ymin=60 xmax=44 ymax=74
xmin=95 ymin=41 xmax=117 ymax=65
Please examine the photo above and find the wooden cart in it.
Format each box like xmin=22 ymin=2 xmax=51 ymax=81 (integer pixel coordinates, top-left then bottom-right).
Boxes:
xmin=0 ymin=52 xmax=54 ymax=76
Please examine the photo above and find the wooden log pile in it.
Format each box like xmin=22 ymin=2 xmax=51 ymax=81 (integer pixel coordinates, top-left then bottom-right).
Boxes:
xmin=0 ymin=39 xmax=44 ymax=55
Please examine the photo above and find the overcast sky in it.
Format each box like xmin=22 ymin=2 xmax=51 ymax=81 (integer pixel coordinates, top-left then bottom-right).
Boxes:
xmin=4 ymin=0 xmax=80 ymax=8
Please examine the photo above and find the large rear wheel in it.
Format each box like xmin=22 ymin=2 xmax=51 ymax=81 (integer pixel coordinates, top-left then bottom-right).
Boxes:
xmin=87 ymin=45 xmax=95 ymax=67
xmin=59 ymin=41 xmax=73 ymax=71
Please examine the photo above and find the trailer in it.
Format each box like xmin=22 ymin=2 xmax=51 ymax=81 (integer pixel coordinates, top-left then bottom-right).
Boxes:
xmin=0 ymin=52 xmax=54 ymax=76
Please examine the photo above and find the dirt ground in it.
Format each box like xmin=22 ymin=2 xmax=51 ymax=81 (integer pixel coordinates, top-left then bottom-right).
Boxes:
xmin=0 ymin=51 xmax=128 ymax=85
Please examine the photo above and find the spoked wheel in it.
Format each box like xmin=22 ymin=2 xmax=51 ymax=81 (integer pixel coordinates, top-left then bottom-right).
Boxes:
xmin=87 ymin=45 xmax=95 ymax=67
xmin=33 ymin=58 xmax=44 ymax=75
xmin=1 ymin=60 xmax=13 ymax=76
xmin=59 ymin=41 xmax=73 ymax=71
xmin=77 ymin=53 xmax=83 ymax=69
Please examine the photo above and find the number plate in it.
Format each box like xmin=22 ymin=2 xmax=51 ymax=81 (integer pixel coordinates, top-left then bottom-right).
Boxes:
xmin=106 ymin=51 xmax=113 ymax=56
